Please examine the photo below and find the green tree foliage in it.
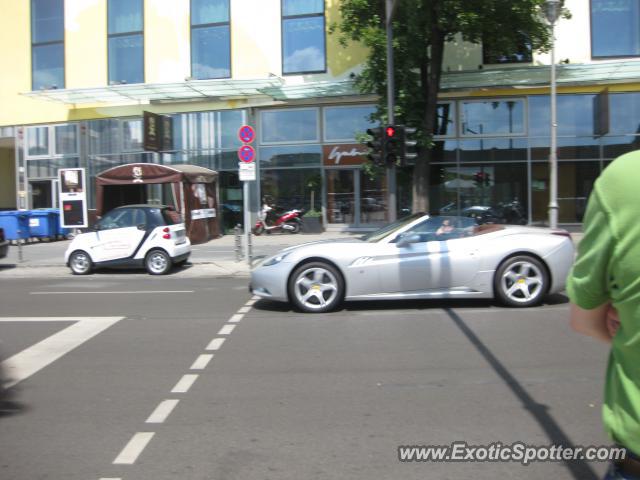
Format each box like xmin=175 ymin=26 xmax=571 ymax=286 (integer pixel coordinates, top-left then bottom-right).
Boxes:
xmin=334 ymin=0 xmax=561 ymax=212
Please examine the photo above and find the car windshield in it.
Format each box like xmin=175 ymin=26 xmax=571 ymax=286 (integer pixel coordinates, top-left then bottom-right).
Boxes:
xmin=360 ymin=213 xmax=425 ymax=243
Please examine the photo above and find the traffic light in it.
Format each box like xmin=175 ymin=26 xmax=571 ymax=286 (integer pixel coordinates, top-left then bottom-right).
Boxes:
xmin=474 ymin=171 xmax=491 ymax=186
xmin=393 ymin=126 xmax=418 ymax=166
xmin=366 ymin=127 xmax=384 ymax=166
xmin=384 ymin=125 xmax=399 ymax=165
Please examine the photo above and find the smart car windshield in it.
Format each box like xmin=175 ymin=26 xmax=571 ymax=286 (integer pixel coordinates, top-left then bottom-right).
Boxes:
xmin=360 ymin=213 xmax=425 ymax=243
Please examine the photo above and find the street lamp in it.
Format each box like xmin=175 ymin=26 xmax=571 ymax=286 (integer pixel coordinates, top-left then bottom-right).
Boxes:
xmin=545 ymin=0 xmax=561 ymax=228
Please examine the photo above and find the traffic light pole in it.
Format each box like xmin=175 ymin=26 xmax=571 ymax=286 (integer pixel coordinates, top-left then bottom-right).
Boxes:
xmin=385 ymin=0 xmax=397 ymax=222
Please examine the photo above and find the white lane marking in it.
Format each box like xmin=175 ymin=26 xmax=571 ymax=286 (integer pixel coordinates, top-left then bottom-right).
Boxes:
xmin=171 ymin=374 xmax=199 ymax=393
xmin=0 ymin=317 xmax=124 ymax=388
xmin=113 ymin=432 xmax=155 ymax=465
xmin=228 ymin=314 xmax=244 ymax=323
xmin=190 ymin=354 xmax=214 ymax=370
xmin=237 ymin=306 xmax=251 ymax=314
xmin=244 ymin=299 xmax=257 ymax=306
xmin=99 ymin=478 xmax=122 ymax=480
xmin=218 ymin=324 xmax=236 ymax=335
xmin=146 ymin=399 xmax=180 ymax=424
xmin=350 ymin=306 xmax=569 ymax=317
xmin=206 ymin=338 xmax=226 ymax=351
xmin=30 ymin=291 xmax=193 ymax=295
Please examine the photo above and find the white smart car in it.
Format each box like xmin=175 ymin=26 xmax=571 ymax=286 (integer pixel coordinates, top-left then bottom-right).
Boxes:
xmin=65 ymin=205 xmax=191 ymax=275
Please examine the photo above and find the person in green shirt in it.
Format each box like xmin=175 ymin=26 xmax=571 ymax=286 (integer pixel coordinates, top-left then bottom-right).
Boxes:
xmin=568 ymin=151 xmax=640 ymax=479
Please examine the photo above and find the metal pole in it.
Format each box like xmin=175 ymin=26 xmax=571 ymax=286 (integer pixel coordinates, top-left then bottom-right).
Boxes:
xmin=243 ymin=181 xmax=250 ymax=265
xmin=548 ymin=21 xmax=559 ymax=229
xmin=386 ymin=0 xmax=397 ymax=222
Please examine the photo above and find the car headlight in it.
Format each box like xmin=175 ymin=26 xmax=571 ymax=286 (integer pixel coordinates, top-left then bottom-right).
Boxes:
xmin=263 ymin=252 xmax=291 ymax=266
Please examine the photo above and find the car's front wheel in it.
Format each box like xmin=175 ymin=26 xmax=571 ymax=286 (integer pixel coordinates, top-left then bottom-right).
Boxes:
xmin=494 ymin=255 xmax=548 ymax=307
xmin=145 ymin=249 xmax=172 ymax=275
xmin=288 ymin=261 xmax=344 ymax=313
xmin=69 ymin=250 xmax=93 ymax=275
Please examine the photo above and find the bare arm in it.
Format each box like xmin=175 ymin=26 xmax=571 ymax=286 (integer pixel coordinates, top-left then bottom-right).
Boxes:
xmin=570 ymin=303 xmax=612 ymax=343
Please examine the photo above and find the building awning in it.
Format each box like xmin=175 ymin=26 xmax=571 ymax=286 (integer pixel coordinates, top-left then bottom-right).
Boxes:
xmin=20 ymin=60 xmax=640 ymax=106
xmin=21 ymin=77 xmax=285 ymax=105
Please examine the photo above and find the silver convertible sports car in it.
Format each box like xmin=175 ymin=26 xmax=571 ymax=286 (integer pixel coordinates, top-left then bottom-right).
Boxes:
xmin=250 ymin=214 xmax=575 ymax=313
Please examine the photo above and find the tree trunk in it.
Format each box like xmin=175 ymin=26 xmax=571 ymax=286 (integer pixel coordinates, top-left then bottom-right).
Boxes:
xmin=412 ymin=26 xmax=445 ymax=214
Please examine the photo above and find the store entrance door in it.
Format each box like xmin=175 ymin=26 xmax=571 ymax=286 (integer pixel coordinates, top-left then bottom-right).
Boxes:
xmin=30 ymin=179 xmax=57 ymax=209
xmin=326 ymin=169 xmax=387 ymax=227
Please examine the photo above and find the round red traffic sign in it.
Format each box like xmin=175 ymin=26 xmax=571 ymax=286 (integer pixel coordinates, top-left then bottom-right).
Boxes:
xmin=238 ymin=145 xmax=256 ymax=163
xmin=238 ymin=125 xmax=255 ymax=144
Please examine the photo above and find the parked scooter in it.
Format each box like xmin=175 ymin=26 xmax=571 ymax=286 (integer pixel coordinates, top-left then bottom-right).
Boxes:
xmin=252 ymin=203 xmax=303 ymax=235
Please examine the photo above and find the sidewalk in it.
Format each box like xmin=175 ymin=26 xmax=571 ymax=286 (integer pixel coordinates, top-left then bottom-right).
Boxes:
xmin=0 ymin=231 xmax=360 ymax=278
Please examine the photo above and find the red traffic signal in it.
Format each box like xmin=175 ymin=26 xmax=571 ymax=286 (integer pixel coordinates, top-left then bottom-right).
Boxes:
xmin=385 ymin=126 xmax=396 ymax=138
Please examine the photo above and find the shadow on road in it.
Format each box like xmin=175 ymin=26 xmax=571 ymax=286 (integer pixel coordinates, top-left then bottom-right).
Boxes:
xmin=252 ymin=293 xmax=569 ymax=314
xmin=445 ymin=307 xmax=598 ymax=480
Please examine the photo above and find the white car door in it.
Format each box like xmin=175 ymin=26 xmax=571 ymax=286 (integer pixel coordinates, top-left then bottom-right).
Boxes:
xmin=91 ymin=208 xmax=147 ymax=262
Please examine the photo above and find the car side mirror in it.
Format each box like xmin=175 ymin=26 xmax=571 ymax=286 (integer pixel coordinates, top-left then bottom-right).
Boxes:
xmin=396 ymin=233 xmax=421 ymax=247
xmin=137 ymin=223 xmax=146 ymax=231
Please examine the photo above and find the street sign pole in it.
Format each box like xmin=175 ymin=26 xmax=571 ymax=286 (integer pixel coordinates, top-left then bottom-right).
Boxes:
xmin=243 ymin=181 xmax=250 ymax=265
xmin=386 ymin=0 xmax=397 ymax=222
xmin=237 ymin=125 xmax=256 ymax=266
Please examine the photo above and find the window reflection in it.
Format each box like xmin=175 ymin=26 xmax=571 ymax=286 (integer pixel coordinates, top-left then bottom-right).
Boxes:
xmin=261 ymin=168 xmax=322 ymax=213
xmin=108 ymin=0 xmax=143 ymax=84
xmin=282 ymin=0 xmax=325 ymax=74
xmin=324 ymin=105 xmax=376 ymax=142
xmin=610 ymin=93 xmax=640 ymax=134
xmin=261 ymin=109 xmax=319 ymax=143
xmin=459 ymin=138 xmax=527 ymax=162
xmin=31 ymin=0 xmax=64 ymax=90
xmin=591 ymin=0 xmax=640 ymax=57
xmin=191 ymin=0 xmax=230 ymax=79
xmin=461 ymin=100 xmax=524 ymax=136
xmin=259 ymin=145 xmax=321 ymax=168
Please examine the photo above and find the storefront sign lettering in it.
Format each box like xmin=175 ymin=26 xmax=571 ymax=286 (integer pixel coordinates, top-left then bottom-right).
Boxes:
xmin=323 ymin=144 xmax=368 ymax=166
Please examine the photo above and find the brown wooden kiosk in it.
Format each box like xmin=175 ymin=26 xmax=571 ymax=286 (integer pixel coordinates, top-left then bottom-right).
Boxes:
xmin=95 ymin=163 xmax=220 ymax=244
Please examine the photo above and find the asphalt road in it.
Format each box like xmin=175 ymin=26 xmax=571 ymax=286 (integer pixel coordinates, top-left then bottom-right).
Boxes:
xmin=0 ymin=274 xmax=610 ymax=480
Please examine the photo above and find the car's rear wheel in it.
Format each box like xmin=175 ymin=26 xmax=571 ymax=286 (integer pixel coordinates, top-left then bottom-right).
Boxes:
xmin=69 ymin=250 xmax=93 ymax=275
xmin=494 ymin=255 xmax=548 ymax=307
xmin=145 ymin=249 xmax=172 ymax=275
xmin=288 ymin=261 xmax=344 ymax=313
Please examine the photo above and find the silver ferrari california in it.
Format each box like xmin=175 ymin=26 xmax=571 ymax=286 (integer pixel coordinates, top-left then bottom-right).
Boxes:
xmin=250 ymin=214 xmax=575 ymax=313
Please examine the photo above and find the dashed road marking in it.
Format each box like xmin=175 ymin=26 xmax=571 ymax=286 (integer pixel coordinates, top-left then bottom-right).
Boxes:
xmin=0 ymin=316 xmax=124 ymax=388
xmin=190 ymin=354 xmax=214 ymax=370
xmin=113 ymin=432 xmax=155 ymax=465
xmin=146 ymin=399 xmax=180 ymax=424
xmin=237 ymin=306 xmax=251 ymax=314
xmin=206 ymin=338 xmax=226 ymax=351
xmin=228 ymin=314 xmax=244 ymax=323
xmin=218 ymin=324 xmax=236 ymax=335
xmin=171 ymin=374 xmax=199 ymax=393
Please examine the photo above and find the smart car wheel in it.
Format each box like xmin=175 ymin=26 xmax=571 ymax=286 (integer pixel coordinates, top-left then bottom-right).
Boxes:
xmin=494 ymin=255 xmax=548 ymax=307
xmin=145 ymin=249 xmax=172 ymax=275
xmin=69 ymin=250 xmax=93 ymax=275
xmin=288 ymin=261 xmax=344 ymax=313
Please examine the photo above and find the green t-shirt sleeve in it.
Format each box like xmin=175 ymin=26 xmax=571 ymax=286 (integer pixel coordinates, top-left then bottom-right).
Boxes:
xmin=566 ymin=189 xmax=614 ymax=309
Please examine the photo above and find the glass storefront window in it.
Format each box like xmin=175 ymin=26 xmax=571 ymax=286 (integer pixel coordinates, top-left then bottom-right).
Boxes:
xmin=429 ymin=163 xmax=528 ymax=224
xmin=459 ymin=138 xmax=527 ymax=162
xmin=261 ymin=168 xmax=321 ymax=212
xmin=460 ymin=99 xmax=525 ymax=136
xmin=27 ymin=127 xmax=49 ymax=157
xmin=191 ymin=25 xmax=231 ymax=80
xmin=31 ymin=0 xmax=64 ymax=90
xmin=531 ymin=162 xmax=600 ymax=223
xmin=172 ymin=110 xmax=245 ymax=150
xmin=528 ymin=95 xmax=597 ymax=137
xmin=610 ymin=93 xmax=640 ymax=135
xmin=435 ymin=102 xmax=456 ymax=136
xmin=259 ymin=145 xmax=321 ymax=168
xmin=28 ymin=157 xmax=79 ymax=178
xmin=530 ymin=137 xmax=600 ymax=161
xmin=89 ymin=119 xmax=120 ymax=155
xmin=122 ymin=120 xmax=143 ymax=152
xmin=602 ymin=135 xmax=640 ymax=159
xmin=261 ymin=109 xmax=319 ymax=143
xmin=219 ymin=110 xmax=245 ymax=148
xmin=54 ymin=124 xmax=78 ymax=155
xmin=324 ymin=105 xmax=376 ymax=142
xmin=430 ymin=140 xmax=458 ymax=163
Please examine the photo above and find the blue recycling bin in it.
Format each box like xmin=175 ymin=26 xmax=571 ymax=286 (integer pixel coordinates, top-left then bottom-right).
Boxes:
xmin=28 ymin=210 xmax=58 ymax=239
xmin=34 ymin=208 xmax=68 ymax=238
xmin=0 ymin=211 xmax=30 ymax=240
